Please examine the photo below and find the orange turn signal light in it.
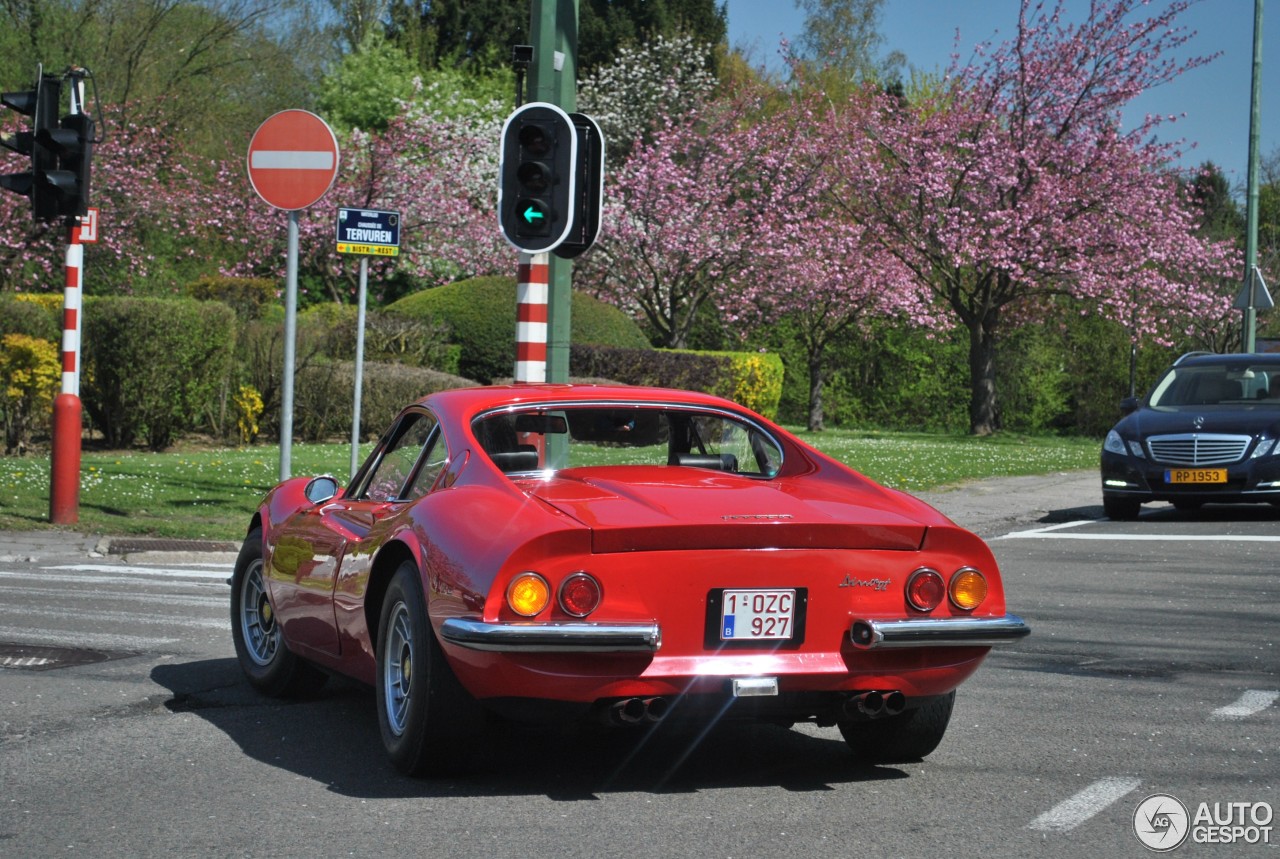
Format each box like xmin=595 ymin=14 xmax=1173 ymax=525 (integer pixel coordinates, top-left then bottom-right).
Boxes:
xmin=507 ymin=572 xmax=550 ymax=616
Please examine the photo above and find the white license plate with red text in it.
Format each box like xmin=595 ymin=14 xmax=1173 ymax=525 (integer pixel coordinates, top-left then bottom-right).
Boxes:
xmin=720 ymin=589 xmax=796 ymax=641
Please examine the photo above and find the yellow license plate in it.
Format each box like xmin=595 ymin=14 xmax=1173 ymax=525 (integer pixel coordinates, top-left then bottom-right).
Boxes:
xmin=1165 ymin=468 xmax=1226 ymax=484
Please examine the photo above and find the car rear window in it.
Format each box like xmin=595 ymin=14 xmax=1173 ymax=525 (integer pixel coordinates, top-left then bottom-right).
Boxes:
xmin=472 ymin=405 xmax=784 ymax=477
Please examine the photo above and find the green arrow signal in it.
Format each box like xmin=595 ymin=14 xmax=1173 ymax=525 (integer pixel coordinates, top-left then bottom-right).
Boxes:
xmin=522 ymin=206 xmax=545 ymax=224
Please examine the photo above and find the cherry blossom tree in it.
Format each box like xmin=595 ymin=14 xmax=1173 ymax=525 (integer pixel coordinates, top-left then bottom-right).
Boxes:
xmin=826 ymin=0 xmax=1239 ymax=434
xmin=578 ymin=89 xmax=826 ymax=349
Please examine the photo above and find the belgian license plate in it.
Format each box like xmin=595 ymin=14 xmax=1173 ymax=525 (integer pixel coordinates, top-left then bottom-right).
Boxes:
xmin=720 ymin=589 xmax=796 ymax=641
xmin=1165 ymin=468 xmax=1227 ymax=484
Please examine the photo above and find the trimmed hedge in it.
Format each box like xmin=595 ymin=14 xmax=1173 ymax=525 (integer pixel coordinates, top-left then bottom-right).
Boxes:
xmin=82 ymin=297 xmax=236 ymax=450
xmin=571 ymin=344 xmax=784 ymax=419
xmin=294 ymin=360 xmax=475 ymax=442
xmin=386 ymin=276 xmax=650 ymax=382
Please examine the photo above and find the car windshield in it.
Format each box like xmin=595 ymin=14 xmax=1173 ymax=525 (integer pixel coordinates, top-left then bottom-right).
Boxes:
xmin=1148 ymin=364 xmax=1280 ymax=408
xmin=472 ymin=404 xmax=784 ymax=477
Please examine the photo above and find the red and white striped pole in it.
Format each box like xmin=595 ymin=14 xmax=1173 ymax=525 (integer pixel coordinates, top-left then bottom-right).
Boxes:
xmin=49 ymin=222 xmax=83 ymax=524
xmin=515 ymin=252 xmax=549 ymax=384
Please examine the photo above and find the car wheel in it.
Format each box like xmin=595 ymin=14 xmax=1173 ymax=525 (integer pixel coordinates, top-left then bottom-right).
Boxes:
xmin=230 ymin=527 xmax=327 ymax=697
xmin=376 ymin=561 xmax=481 ymax=776
xmin=1103 ymin=496 xmax=1141 ymax=520
xmin=838 ymin=690 xmax=955 ymax=764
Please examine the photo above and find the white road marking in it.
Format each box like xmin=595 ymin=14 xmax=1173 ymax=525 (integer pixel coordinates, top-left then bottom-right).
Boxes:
xmin=0 ymin=625 xmax=178 ymax=650
xmin=1000 ymin=521 xmax=1280 ymax=541
xmin=42 ymin=563 xmax=231 ymax=579
xmin=0 ymin=604 xmax=227 ymax=630
xmin=1210 ymin=689 xmax=1280 ymax=721
xmin=1028 ymin=777 xmax=1142 ymax=832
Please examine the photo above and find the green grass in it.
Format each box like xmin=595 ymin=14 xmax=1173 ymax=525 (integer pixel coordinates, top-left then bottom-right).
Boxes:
xmin=0 ymin=431 xmax=1100 ymax=541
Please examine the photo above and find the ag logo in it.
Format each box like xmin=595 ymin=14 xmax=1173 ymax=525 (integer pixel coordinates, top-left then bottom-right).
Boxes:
xmin=1133 ymin=793 xmax=1190 ymax=851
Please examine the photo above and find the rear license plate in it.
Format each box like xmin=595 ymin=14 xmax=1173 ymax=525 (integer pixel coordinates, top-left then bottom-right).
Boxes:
xmin=720 ymin=589 xmax=796 ymax=641
xmin=1164 ymin=468 xmax=1226 ymax=484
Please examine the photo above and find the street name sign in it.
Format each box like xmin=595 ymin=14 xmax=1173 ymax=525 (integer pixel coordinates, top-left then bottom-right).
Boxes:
xmin=337 ymin=207 xmax=401 ymax=256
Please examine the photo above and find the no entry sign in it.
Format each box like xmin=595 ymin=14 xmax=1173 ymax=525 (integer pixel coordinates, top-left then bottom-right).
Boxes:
xmin=247 ymin=110 xmax=340 ymax=210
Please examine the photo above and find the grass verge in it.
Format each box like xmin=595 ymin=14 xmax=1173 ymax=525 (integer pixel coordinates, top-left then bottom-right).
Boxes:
xmin=0 ymin=431 xmax=1099 ymax=541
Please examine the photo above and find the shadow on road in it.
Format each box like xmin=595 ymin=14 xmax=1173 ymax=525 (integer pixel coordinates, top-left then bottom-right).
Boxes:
xmin=151 ymin=658 xmax=908 ymax=799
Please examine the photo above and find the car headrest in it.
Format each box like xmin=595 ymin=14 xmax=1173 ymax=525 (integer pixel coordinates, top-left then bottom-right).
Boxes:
xmin=670 ymin=452 xmax=738 ymax=472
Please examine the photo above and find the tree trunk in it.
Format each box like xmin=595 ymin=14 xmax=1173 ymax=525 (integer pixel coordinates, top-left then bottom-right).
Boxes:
xmin=808 ymin=352 xmax=825 ymax=432
xmin=967 ymin=310 xmax=999 ymax=436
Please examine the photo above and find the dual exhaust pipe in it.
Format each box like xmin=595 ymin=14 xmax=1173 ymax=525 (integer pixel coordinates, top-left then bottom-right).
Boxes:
xmin=602 ymin=689 xmax=905 ymax=725
xmin=842 ymin=690 xmax=906 ymax=720
xmin=606 ymin=696 xmax=669 ymax=725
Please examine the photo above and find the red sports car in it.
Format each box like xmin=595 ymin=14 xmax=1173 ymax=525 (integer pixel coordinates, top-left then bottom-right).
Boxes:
xmin=231 ymin=384 xmax=1028 ymax=775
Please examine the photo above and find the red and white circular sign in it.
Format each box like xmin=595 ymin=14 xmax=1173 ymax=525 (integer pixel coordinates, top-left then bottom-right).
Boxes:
xmin=246 ymin=110 xmax=340 ymax=211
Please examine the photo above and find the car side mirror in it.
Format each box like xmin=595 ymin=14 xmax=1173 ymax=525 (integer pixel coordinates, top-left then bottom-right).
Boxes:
xmin=304 ymin=475 xmax=339 ymax=504
xmin=1119 ymin=396 xmax=1139 ymax=416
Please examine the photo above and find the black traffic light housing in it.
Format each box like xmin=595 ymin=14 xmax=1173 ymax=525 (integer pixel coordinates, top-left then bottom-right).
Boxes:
xmin=553 ymin=113 xmax=605 ymax=260
xmin=1 ymin=73 xmax=62 ymax=221
xmin=38 ymin=110 xmax=93 ymax=219
xmin=498 ymin=102 xmax=578 ymax=254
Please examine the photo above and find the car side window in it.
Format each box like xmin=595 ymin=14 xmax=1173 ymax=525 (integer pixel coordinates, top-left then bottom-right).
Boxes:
xmin=362 ymin=412 xmax=436 ymax=502
xmin=405 ymin=428 xmax=448 ymax=499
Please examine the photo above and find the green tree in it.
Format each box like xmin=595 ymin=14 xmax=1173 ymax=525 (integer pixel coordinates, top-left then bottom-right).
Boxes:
xmin=0 ymin=0 xmax=330 ymax=159
xmin=386 ymin=0 xmax=526 ymax=74
xmin=792 ymin=0 xmax=903 ymax=86
xmin=1185 ymin=161 xmax=1245 ymax=242
xmin=580 ymin=0 xmax=728 ymax=73
xmin=318 ymin=31 xmax=419 ymax=132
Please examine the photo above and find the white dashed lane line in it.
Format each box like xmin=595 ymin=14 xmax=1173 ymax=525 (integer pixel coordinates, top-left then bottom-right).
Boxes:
xmin=1210 ymin=689 xmax=1280 ymax=721
xmin=1000 ymin=520 xmax=1280 ymax=541
xmin=1027 ymin=777 xmax=1143 ymax=832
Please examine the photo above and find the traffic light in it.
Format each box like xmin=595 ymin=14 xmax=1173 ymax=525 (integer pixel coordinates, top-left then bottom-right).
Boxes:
xmin=1 ymin=74 xmax=62 ymax=220
xmin=498 ymin=102 xmax=578 ymax=254
xmin=554 ymin=113 xmax=605 ymax=260
xmin=38 ymin=111 xmax=93 ymax=219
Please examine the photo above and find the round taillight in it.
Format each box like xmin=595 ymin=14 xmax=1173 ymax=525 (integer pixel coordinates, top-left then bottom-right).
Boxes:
xmin=949 ymin=567 xmax=988 ymax=611
xmin=507 ymin=572 xmax=550 ymax=617
xmin=558 ymin=572 xmax=602 ymax=617
xmin=906 ymin=567 xmax=945 ymax=612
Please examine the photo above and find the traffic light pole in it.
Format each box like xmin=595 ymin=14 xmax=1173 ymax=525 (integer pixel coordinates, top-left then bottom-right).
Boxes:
xmin=50 ymin=219 xmax=83 ymax=524
xmin=527 ymin=0 xmax=577 ymax=384
xmin=49 ymin=71 xmax=90 ymax=524
xmin=515 ymin=254 xmax=550 ymax=383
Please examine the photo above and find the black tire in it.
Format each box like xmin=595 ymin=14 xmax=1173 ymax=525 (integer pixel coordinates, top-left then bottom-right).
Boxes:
xmin=1103 ymin=496 xmax=1141 ymax=521
xmin=838 ymin=691 xmax=955 ymax=764
xmin=375 ymin=562 xmax=481 ymax=776
xmin=230 ymin=527 xmax=327 ymax=697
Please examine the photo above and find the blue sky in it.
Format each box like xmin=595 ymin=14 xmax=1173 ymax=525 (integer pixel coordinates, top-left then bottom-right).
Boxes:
xmin=723 ymin=0 xmax=1279 ymax=190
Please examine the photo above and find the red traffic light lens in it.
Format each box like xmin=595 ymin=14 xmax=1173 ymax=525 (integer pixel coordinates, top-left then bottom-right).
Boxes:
xmin=518 ymin=124 xmax=551 ymax=156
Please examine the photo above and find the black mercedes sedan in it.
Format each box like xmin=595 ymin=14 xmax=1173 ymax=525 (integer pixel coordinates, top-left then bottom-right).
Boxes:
xmin=1101 ymin=352 xmax=1280 ymax=520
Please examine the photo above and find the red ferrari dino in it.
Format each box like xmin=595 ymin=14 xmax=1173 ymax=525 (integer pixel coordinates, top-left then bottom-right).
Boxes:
xmin=231 ymin=384 xmax=1028 ymax=775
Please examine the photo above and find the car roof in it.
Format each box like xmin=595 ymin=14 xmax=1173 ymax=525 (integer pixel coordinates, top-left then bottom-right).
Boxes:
xmin=420 ymin=384 xmax=756 ymax=425
xmin=1170 ymin=352 xmax=1280 ymax=369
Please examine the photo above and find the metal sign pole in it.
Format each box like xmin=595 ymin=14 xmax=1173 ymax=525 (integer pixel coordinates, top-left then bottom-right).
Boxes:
xmin=1241 ymin=0 xmax=1264 ymax=353
xmin=351 ymin=256 xmax=368 ymax=481
xmin=280 ymin=209 xmax=299 ymax=480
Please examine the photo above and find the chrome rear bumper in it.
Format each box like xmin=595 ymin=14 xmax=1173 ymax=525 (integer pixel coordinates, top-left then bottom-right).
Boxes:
xmin=440 ymin=618 xmax=661 ymax=653
xmin=850 ymin=614 xmax=1030 ymax=649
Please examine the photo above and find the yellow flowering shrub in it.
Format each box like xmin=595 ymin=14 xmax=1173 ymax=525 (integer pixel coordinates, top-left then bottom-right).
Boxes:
xmin=1 ymin=333 xmax=60 ymax=453
xmin=232 ymin=384 xmax=264 ymax=445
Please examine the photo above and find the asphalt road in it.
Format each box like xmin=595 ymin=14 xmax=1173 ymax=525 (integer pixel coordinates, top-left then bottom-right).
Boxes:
xmin=1 ymin=470 xmax=1276 ymax=858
